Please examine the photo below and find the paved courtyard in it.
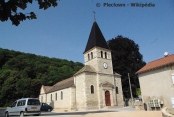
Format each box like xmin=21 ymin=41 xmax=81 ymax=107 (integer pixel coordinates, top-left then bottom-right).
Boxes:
xmin=52 ymin=106 xmax=163 ymax=117
xmin=0 ymin=107 xmax=163 ymax=117
xmin=74 ymin=111 xmax=162 ymax=117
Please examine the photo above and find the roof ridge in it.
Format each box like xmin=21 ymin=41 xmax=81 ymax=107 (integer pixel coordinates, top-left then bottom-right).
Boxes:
xmin=136 ymin=54 xmax=174 ymax=74
xmin=147 ymin=54 xmax=174 ymax=64
xmin=47 ymin=77 xmax=74 ymax=93
xmin=54 ymin=77 xmax=74 ymax=86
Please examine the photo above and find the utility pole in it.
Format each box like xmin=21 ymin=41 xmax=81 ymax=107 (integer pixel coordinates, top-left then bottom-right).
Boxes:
xmin=128 ymin=73 xmax=134 ymax=106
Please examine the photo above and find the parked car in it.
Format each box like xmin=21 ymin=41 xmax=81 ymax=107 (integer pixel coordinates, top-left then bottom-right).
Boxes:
xmin=5 ymin=98 xmax=41 ymax=117
xmin=40 ymin=103 xmax=53 ymax=112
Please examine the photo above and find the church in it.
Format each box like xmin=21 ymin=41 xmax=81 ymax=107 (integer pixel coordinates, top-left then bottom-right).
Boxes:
xmin=39 ymin=20 xmax=124 ymax=110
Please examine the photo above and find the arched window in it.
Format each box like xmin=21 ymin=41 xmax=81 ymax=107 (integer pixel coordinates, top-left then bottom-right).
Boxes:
xmin=61 ymin=91 xmax=63 ymax=100
xmin=88 ymin=54 xmax=90 ymax=60
xmin=91 ymin=85 xmax=94 ymax=94
xmin=91 ymin=52 xmax=93 ymax=59
xmin=51 ymin=94 xmax=52 ymax=101
xmin=105 ymin=52 xmax=107 ymax=59
xmin=116 ymin=87 xmax=119 ymax=94
xmin=55 ymin=93 xmax=57 ymax=101
xmin=101 ymin=51 xmax=103 ymax=58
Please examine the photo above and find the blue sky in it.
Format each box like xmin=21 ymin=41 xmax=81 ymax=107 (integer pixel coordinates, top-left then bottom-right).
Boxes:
xmin=0 ymin=0 xmax=174 ymax=64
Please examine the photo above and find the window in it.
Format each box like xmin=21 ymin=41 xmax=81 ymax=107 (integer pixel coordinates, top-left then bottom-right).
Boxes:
xmin=116 ymin=87 xmax=119 ymax=94
xmin=17 ymin=100 xmax=26 ymax=106
xmin=101 ymin=51 xmax=103 ymax=58
xmin=91 ymin=85 xmax=94 ymax=94
xmin=61 ymin=91 xmax=63 ymax=100
xmin=105 ymin=52 xmax=107 ymax=59
xmin=11 ymin=101 xmax=17 ymax=107
xmin=172 ymin=74 xmax=174 ymax=84
xmin=88 ymin=54 xmax=90 ymax=60
xmin=27 ymin=99 xmax=40 ymax=105
xmin=55 ymin=93 xmax=57 ymax=101
xmin=51 ymin=94 xmax=52 ymax=101
xmin=91 ymin=52 xmax=93 ymax=59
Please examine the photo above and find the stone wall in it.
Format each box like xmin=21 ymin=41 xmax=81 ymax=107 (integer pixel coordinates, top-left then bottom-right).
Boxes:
xmin=75 ymin=73 xmax=87 ymax=110
xmin=39 ymin=86 xmax=47 ymax=103
xmin=39 ymin=86 xmax=75 ymax=110
xmin=115 ymin=76 xmax=124 ymax=106
xmin=139 ymin=65 xmax=174 ymax=110
xmin=85 ymin=73 xmax=98 ymax=109
xmin=84 ymin=47 xmax=113 ymax=75
xmin=46 ymin=88 xmax=72 ymax=110
xmin=70 ymin=87 xmax=76 ymax=109
xmin=39 ymin=94 xmax=47 ymax=103
xmin=74 ymin=71 xmax=124 ymax=110
xmin=97 ymin=73 xmax=124 ymax=108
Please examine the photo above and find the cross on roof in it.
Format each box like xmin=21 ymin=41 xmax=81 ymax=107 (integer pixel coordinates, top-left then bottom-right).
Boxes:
xmin=93 ymin=11 xmax=96 ymax=21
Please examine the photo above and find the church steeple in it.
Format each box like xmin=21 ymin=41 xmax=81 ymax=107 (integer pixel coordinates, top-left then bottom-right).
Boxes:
xmin=84 ymin=21 xmax=109 ymax=53
xmin=83 ymin=21 xmax=113 ymax=74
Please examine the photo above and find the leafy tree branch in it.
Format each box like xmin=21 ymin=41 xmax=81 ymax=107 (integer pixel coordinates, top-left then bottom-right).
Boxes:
xmin=0 ymin=0 xmax=59 ymax=26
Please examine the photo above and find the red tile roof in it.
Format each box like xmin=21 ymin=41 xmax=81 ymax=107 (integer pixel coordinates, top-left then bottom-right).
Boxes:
xmin=136 ymin=54 xmax=174 ymax=74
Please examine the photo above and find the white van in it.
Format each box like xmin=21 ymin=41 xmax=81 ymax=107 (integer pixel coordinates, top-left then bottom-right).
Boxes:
xmin=5 ymin=98 xmax=41 ymax=117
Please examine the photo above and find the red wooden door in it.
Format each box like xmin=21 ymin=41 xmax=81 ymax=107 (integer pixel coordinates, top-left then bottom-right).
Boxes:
xmin=105 ymin=91 xmax=111 ymax=106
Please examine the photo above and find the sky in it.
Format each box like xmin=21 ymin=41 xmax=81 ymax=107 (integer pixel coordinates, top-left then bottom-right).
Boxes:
xmin=0 ymin=0 xmax=174 ymax=64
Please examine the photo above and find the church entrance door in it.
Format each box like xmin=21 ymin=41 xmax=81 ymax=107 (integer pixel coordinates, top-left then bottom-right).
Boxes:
xmin=105 ymin=90 xmax=111 ymax=106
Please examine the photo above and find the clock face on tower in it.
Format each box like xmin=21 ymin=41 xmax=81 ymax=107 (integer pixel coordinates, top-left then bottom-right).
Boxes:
xmin=103 ymin=62 xmax=108 ymax=69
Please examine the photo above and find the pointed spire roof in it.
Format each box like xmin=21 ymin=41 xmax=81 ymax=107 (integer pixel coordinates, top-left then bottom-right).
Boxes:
xmin=84 ymin=21 xmax=109 ymax=53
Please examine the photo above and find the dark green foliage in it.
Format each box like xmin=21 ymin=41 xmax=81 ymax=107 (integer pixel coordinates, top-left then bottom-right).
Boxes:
xmin=136 ymin=88 xmax=141 ymax=96
xmin=0 ymin=0 xmax=58 ymax=26
xmin=0 ymin=48 xmax=83 ymax=106
xmin=107 ymin=35 xmax=146 ymax=98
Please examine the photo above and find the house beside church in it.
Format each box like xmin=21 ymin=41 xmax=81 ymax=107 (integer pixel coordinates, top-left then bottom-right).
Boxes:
xmin=136 ymin=54 xmax=174 ymax=111
xmin=39 ymin=20 xmax=124 ymax=110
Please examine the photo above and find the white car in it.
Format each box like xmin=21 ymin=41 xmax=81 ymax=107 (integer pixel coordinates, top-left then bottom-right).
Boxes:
xmin=5 ymin=98 xmax=41 ymax=117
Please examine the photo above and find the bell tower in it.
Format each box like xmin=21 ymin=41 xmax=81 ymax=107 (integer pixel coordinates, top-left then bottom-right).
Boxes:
xmin=74 ymin=19 xmax=124 ymax=109
xmin=83 ymin=21 xmax=113 ymax=74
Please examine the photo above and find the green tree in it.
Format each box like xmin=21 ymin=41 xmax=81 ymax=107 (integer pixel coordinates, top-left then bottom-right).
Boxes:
xmin=136 ymin=88 xmax=141 ymax=96
xmin=0 ymin=76 xmax=17 ymax=106
xmin=107 ymin=35 xmax=146 ymax=98
xmin=0 ymin=50 xmax=14 ymax=69
xmin=0 ymin=47 xmax=84 ymax=106
xmin=0 ymin=0 xmax=59 ymax=26
xmin=15 ymin=78 xmax=32 ymax=97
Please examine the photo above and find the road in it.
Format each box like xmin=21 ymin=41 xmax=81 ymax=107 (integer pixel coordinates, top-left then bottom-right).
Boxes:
xmin=0 ymin=107 xmax=136 ymax=117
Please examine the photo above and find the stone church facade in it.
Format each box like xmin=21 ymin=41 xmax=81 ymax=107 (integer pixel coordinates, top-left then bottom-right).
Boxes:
xmin=39 ymin=21 xmax=124 ymax=110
